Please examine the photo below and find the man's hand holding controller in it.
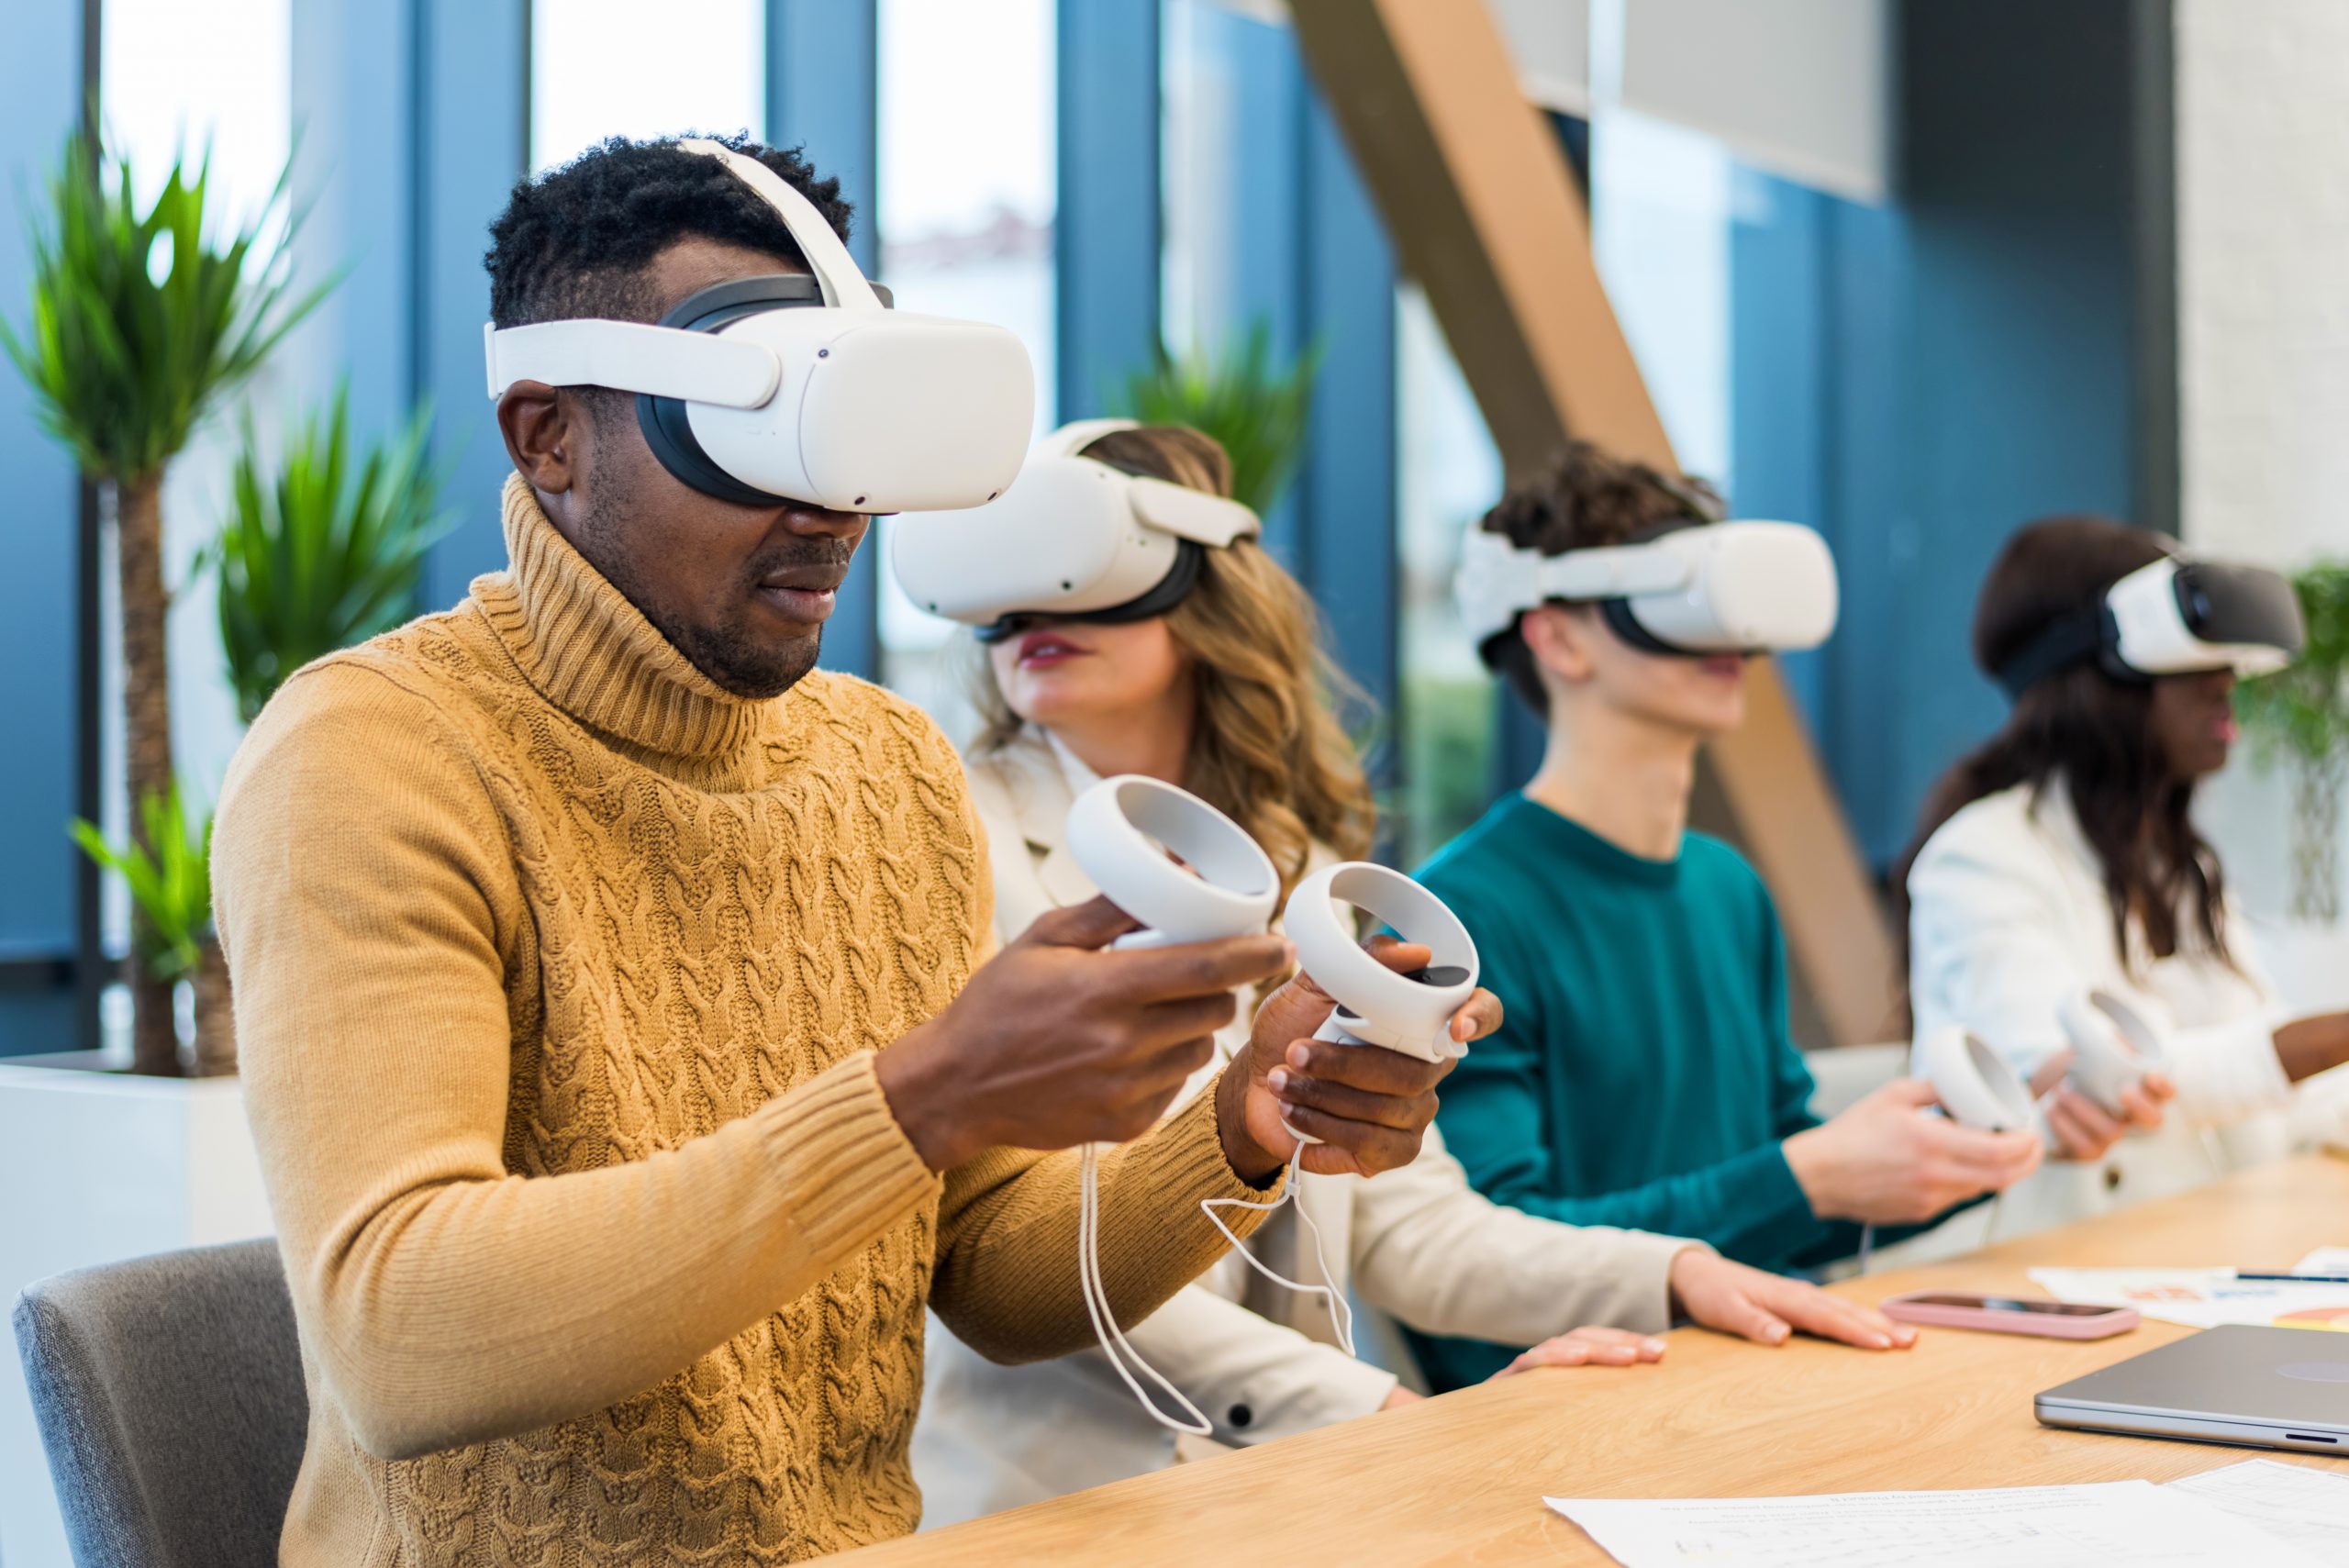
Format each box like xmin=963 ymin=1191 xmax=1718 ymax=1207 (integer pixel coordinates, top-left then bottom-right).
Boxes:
xmin=876 ymin=894 xmax=1294 ymax=1173
xmin=1237 ymin=859 xmax=1495 ymax=1174
xmin=875 ymin=795 xmax=1491 ymax=1181
xmin=1223 ymin=938 xmax=1497 ymax=1178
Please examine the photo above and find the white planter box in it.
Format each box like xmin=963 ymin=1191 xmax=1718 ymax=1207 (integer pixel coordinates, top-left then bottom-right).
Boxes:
xmin=0 ymin=1056 xmax=273 ymax=1568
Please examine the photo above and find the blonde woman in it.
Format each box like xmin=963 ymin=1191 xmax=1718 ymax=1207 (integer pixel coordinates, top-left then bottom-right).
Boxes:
xmin=909 ymin=423 xmax=1909 ymax=1526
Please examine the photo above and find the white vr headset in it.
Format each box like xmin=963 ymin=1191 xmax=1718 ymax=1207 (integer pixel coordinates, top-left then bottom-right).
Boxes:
xmin=1455 ymin=517 xmax=1841 ymax=663
xmin=888 ymin=418 xmax=1263 ymax=639
xmin=482 ymin=138 xmax=1034 ymax=514
xmin=1994 ymin=554 xmax=2306 ymax=697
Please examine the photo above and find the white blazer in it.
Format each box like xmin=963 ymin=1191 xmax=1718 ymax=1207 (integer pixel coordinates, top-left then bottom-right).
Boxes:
xmin=1907 ymin=779 xmax=2349 ymax=1240
xmin=912 ymin=729 xmax=1692 ymax=1527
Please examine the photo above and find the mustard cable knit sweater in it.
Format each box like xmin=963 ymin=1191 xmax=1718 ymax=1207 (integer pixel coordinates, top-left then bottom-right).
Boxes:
xmin=212 ymin=477 xmax=1277 ymax=1566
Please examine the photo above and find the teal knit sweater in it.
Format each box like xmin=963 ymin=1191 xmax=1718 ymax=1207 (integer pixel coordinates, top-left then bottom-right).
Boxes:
xmin=1407 ymin=793 xmax=1861 ymax=1389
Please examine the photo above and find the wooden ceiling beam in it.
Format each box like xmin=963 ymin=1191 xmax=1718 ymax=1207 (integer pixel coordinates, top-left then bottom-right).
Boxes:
xmin=1290 ymin=0 xmax=1898 ymax=1045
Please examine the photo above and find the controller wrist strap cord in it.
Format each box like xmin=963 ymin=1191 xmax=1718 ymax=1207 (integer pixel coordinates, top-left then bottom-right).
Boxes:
xmin=1054 ymin=791 xmax=1468 ymax=1440
xmin=1077 ymin=1126 xmax=1355 ymax=1438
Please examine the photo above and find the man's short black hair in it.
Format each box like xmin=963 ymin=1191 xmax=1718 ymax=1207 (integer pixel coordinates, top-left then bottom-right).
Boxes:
xmin=484 ymin=132 xmax=855 ymax=329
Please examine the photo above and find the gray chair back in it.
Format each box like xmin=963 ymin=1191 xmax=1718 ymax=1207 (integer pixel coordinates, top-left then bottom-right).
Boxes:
xmin=12 ymin=1238 xmax=306 ymax=1568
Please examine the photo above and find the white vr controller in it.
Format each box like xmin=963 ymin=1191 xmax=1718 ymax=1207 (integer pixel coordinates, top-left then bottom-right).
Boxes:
xmin=1063 ymin=773 xmax=1418 ymax=1434
xmin=1281 ymin=864 xmax=1480 ymax=1146
xmin=1063 ymin=776 xmax=1479 ymax=1140
xmin=1064 ymin=774 xmax=1278 ymax=948
xmin=1914 ymin=1026 xmax=2038 ymax=1134
xmin=2057 ymin=987 xmax=2168 ymax=1116
xmin=1285 ymin=863 xmax=1479 ymax=1064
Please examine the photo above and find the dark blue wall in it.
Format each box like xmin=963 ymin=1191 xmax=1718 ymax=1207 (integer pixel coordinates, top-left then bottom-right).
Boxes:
xmin=0 ymin=0 xmax=91 ymax=1054
xmin=416 ymin=0 xmax=531 ymax=611
xmin=1056 ymin=0 xmax=1161 ymax=422
xmin=1181 ymin=10 xmax=1398 ymax=736
xmin=1731 ymin=0 xmax=2165 ymax=868
xmin=773 ymin=0 xmax=882 ymax=678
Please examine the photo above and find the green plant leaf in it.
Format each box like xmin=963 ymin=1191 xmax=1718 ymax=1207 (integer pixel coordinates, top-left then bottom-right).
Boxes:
xmin=69 ymin=781 xmax=210 ymax=982
xmin=4 ymin=125 xmax=328 ymax=483
xmin=1113 ymin=323 xmax=1320 ymax=516
xmin=2238 ymin=561 xmax=2349 ymax=771
xmin=213 ymin=385 xmax=453 ymax=722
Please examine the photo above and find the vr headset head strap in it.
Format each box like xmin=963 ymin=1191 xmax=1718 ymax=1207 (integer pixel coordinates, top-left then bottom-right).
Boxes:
xmin=1455 ymin=527 xmax=1699 ymax=659
xmin=483 ymin=318 xmax=781 ymax=404
xmin=1992 ymin=607 xmax=2113 ymax=699
xmin=485 ymin=139 xmax=886 ymax=406
xmin=674 ymin=138 xmax=881 ymax=311
xmin=1128 ymin=476 xmax=1261 ymax=549
xmin=1031 ymin=417 xmax=1264 ymax=547
xmin=1038 ymin=417 xmax=1141 ymax=462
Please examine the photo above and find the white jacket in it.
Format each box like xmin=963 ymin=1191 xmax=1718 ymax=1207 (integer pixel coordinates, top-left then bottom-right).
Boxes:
xmin=1907 ymin=779 xmax=2349 ymax=1239
xmin=912 ymin=729 xmax=1692 ymax=1526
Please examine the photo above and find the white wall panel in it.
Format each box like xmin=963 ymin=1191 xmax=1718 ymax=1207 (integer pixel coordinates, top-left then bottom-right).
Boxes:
xmin=1618 ymin=0 xmax=1890 ymax=202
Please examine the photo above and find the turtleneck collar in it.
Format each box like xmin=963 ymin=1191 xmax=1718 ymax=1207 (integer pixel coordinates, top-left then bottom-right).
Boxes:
xmin=473 ymin=475 xmax=769 ymax=769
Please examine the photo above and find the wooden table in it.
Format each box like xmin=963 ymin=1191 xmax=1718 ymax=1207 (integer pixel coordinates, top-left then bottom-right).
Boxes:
xmin=844 ymin=1155 xmax=2349 ymax=1565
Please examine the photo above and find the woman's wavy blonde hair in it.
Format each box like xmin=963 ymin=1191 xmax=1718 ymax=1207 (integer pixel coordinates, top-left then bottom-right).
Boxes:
xmin=965 ymin=424 xmax=1375 ymax=898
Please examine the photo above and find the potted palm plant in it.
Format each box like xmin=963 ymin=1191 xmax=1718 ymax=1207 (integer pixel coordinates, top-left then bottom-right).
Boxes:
xmin=2238 ymin=562 xmax=2349 ymax=925
xmin=4 ymin=128 xmax=324 ymax=1074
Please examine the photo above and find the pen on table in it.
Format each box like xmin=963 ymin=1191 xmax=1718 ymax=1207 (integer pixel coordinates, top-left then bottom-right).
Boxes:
xmin=2232 ymin=1272 xmax=2349 ymax=1284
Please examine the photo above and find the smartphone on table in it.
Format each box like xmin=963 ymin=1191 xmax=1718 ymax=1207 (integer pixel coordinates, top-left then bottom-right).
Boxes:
xmin=1878 ymin=1291 xmax=2139 ymax=1340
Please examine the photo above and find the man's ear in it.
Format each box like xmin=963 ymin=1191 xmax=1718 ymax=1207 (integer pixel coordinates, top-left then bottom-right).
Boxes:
xmin=1520 ymin=604 xmax=1598 ymax=690
xmin=496 ymin=382 xmax=580 ymax=495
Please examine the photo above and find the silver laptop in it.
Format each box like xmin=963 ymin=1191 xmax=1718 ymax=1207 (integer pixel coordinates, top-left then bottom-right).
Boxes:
xmin=2036 ymin=1325 xmax=2349 ymax=1454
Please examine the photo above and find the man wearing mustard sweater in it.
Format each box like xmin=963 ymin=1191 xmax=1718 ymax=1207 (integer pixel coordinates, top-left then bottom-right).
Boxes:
xmin=210 ymin=135 xmax=1474 ymax=1567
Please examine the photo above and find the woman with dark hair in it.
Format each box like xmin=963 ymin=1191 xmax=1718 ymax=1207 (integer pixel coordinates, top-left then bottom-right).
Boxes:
xmin=1902 ymin=515 xmax=2349 ymax=1236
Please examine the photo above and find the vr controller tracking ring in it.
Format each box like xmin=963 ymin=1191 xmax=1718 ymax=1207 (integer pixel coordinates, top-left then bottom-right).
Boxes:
xmin=1916 ymin=1026 xmax=2038 ymax=1135
xmin=1063 ymin=774 xmax=1278 ymax=944
xmin=1284 ymin=862 xmax=1480 ymax=1064
xmin=2058 ymin=987 xmax=2166 ymax=1118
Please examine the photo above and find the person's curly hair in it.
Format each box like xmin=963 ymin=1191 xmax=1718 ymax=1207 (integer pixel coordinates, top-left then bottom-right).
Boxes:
xmin=484 ymin=132 xmax=854 ymax=331
xmin=1477 ymin=439 xmax=1724 ymax=717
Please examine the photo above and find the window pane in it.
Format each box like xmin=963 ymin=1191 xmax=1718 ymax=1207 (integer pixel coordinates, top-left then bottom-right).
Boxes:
xmin=1590 ymin=108 xmax=1733 ymax=488
xmin=105 ymin=0 xmax=290 ymax=226
xmin=1395 ymin=285 xmax=1502 ymax=867
xmin=874 ymin=0 xmax=1056 ymax=736
xmin=530 ymin=0 xmax=765 ymax=171
xmin=1158 ymin=0 xmax=1233 ymax=360
xmin=100 ymin=0 xmax=293 ymax=946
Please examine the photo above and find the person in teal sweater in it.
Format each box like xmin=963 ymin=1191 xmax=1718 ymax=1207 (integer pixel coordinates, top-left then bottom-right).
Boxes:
xmin=1410 ymin=444 xmax=2046 ymax=1391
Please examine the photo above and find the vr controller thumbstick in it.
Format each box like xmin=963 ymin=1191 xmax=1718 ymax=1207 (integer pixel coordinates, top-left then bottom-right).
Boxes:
xmin=2057 ymin=987 xmax=2167 ymax=1117
xmin=1281 ymin=862 xmax=1480 ymax=1146
xmin=1064 ymin=775 xmax=1279 ymax=950
xmin=1916 ymin=1026 xmax=2039 ymax=1134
